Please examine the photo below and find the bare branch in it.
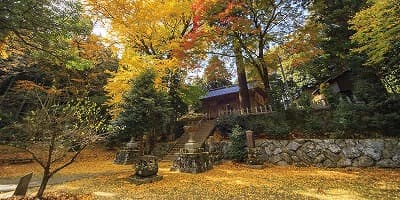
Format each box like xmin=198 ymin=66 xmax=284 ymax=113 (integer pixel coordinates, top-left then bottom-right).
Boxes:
xmin=50 ymin=145 xmax=87 ymax=177
xmin=12 ymin=146 xmax=46 ymax=168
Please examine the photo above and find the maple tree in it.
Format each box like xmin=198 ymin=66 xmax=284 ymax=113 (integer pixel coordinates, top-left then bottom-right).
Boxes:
xmin=0 ymin=33 xmax=117 ymax=129
xmin=200 ymin=1 xmax=252 ymax=108
xmin=3 ymin=96 xmax=107 ymax=199
xmin=205 ymin=0 xmax=304 ymax=104
xmin=350 ymin=0 xmax=400 ymax=93
xmin=277 ymin=21 xmax=324 ymax=69
xmin=85 ymin=0 xmax=208 ymax=115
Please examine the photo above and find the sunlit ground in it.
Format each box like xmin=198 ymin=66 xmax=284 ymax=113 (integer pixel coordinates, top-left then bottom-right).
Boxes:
xmin=1 ymin=146 xmax=400 ymax=200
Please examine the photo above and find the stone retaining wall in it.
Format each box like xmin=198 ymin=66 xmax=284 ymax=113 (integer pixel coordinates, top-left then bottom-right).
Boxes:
xmin=219 ymin=139 xmax=400 ymax=168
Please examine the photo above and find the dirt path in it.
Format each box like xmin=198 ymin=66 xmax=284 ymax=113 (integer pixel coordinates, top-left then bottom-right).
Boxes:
xmin=0 ymin=169 xmax=132 ymax=193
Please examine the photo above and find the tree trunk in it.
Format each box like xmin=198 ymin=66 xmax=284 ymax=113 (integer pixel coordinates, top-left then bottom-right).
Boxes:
xmin=36 ymin=169 xmax=51 ymax=199
xmin=144 ymin=130 xmax=156 ymax=155
xmin=259 ymin=61 xmax=271 ymax=105
xmin=233 ymin=41 xmax=250 ymax=109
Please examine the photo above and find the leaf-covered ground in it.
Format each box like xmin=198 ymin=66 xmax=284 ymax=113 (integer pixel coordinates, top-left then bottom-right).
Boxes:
xmin=1 ymin=146 xmax=400 ymax=199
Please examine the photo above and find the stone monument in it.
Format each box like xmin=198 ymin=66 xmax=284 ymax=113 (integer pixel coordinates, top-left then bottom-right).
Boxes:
xmin=246 ymin=130 xmax=265 ymax=169
xmin=13 ymin=172 xmax=33 ymax=197
xmin=114 ymin=138 xmax=140 ymax=165
xmin=128 ymin=155 xmax=163 ymax=185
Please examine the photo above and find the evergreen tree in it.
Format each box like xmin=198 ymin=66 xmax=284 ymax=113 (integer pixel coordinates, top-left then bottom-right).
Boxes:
xmin=230 ymin=125 xmax=247 ymax=163
xmin=309 ymin=0 xmax=367 ymax=76
xmin=162 ymin=68 xmax=188 ymax=136
xmin=115 ymin=69 xmax=171 ymax=145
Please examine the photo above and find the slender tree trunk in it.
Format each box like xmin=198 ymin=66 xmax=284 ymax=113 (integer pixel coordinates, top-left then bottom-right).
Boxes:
xmin=233 ymin=41 xmax=250 ymax=109
xmin=36 ymin=169 xmax=51 ymax=199
xmin=278 ymin=56 xmax=291 ymax=108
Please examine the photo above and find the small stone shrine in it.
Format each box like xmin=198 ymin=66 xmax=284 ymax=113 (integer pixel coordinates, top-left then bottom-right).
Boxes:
xmin=128 ymin=155 xmax=162 ymax=185
xmin=171 ymin=129 xmax=212 ymax=173
xmin=114 ymin=138 xmax=140 ymax=165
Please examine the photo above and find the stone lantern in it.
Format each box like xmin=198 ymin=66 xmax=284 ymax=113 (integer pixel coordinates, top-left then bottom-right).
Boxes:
xmin=128 ymin=155 xmax=163 ymax=185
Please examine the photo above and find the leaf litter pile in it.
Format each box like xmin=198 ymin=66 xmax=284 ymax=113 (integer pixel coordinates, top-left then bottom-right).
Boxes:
xmin=1 ymin=147 xmax=400 ymax=200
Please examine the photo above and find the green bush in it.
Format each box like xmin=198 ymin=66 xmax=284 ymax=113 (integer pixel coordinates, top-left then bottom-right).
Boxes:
xmin=297 ymin=92 xmax=312 ymax=110
xmin=230 ymin=125 xmax=247 ymax=163
xmin=303 ymin=113 xmax=324 ymax=133
xmin=366 ymin=95 xmax=400 ymax=135
xmin=215 ymin=95 xmax=400 ymax=139
xmin=216 ymin=112 xmax=291 ymax=139
xmin=333 ymin=100 xmax=355 ymax=130
xmin=216 ymin=114 xmax=245 ymax=137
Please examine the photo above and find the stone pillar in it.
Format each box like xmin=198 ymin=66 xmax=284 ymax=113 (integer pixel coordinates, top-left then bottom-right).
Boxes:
xmin=245 ymin=130 xmax=264 ymax=167
xmin=185 ymin=128 xmax=199 ymax=153
xmin=246 ymin=130 xmax=255 ymax=148
xmin=207 ymin=136 xmax=214 ymax=152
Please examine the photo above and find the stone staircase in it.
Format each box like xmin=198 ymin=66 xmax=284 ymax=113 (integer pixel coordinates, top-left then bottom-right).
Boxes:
xmin=163 ymin=119 xmax=216 ymax=161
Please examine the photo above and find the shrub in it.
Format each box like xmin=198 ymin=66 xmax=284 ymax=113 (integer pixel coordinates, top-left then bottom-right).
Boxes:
xmin=367 ymin=95 xmax=400 ymax=135
xmin=216 ymin=95 xmax=400 ymax=139
xmin=333 ymin=100 xmax=355 ymax=130
xmin=296 ymin=92 xmax=312 ymax=110
xmin=216 ymin=114 xmax=245 ymax=137
xmin=230 ymin=125 xmax=247 ymax=163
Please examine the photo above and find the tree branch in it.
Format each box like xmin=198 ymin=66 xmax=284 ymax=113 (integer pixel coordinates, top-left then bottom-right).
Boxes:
xmin=13 ymin=31 xmax=64 ymax=62
xmin=204 ymin=51 xmax=235 ymax=58
xmin=12 ymin=146 xmax=46 ymax=168
xmin=50 ymin=145 xmax=87 ymax=177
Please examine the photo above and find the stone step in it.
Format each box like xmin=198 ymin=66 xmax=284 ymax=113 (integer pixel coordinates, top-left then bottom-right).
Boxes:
xmin=163 ymin=119 xmax=216 ymax=160
xmin=162 ymin=154 xmax=179 ymax=160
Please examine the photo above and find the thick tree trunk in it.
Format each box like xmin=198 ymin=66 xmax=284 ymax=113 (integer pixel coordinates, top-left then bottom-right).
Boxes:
xmin=233 ymin=42 xmax=250 ymax=109
xmin=259 ymin=62 xmax=271 ymax=105
xmin=36 ymin=169 xmax=51 ymax=199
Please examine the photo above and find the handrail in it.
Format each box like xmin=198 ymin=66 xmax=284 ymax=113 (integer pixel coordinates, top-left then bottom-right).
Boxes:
xmin=218 ymin=105 xmax=273 ymax=117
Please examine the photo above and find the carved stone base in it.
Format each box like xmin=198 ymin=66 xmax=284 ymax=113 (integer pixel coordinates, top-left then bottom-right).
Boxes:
xmin=128 ymin=175 xmax=163 ymax=185
xmin=135 ymin=155 xmax=158 ymax=177
xmin=171 ymin=150 xmax=213 ymax=173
